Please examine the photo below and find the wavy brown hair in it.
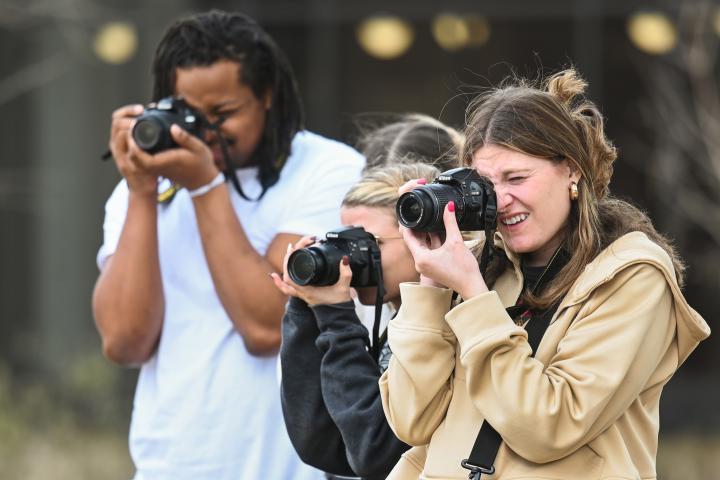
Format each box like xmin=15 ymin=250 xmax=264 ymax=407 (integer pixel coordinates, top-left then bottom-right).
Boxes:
xmin=462 ymin=68 xmax=685 ymax=309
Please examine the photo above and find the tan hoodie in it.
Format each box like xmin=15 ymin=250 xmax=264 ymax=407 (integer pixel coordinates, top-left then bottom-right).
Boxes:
xmin=380 ymin=232 xmax=710 ymax=479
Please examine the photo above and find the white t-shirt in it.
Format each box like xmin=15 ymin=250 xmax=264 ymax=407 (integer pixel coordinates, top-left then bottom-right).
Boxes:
xmin=97 ymin=131 xmax=365 ymax=480
xmin=354 ymin=300 xmax=394 ymax=339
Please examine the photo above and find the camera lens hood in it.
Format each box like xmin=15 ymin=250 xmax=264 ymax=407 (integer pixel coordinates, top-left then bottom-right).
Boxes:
xmin=287 ymin=248 xmax=326 ymax=286
xmin=397 ymin=185 xmax=459 ymax=232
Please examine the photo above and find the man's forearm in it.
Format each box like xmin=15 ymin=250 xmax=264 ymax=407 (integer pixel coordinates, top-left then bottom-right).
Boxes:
xmin=93 ymin=191 xmax=164 ymax=365
xmin=192 ymin=184 xmax=288 ymax=355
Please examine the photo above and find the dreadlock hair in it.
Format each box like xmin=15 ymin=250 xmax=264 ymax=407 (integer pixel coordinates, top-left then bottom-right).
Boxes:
xmin=152 ymin=9 xmax=304 ymax=198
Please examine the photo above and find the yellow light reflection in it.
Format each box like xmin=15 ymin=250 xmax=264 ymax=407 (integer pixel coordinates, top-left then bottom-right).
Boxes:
xmin=627 ymin=12 xmax=677 ymax=55
xmin=357 ymin=16 xmax=414 ymax=60
xmin=94 ymin=21 xmax=138 ymax=64
xmin=464 ymin=15 xmax=491 ymax=47
xmin=713 ymin=9 xmax=720 ymax=36
xmin=432 ymin=13 xmax=469 ymax=51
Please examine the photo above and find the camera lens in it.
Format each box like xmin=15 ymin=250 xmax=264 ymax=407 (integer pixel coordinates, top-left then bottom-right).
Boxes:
xmin=288 ymin=248 xmax=326 ymax=285
xmin=133 ymin=118 xmax=163 ymax=151
xmin=399 ymin=196 xmax=423 ymax=224
xmin=397 ymin=185 xmax=461 ymax=232
xmin=397 ymin=190 xmax=435 ymax=230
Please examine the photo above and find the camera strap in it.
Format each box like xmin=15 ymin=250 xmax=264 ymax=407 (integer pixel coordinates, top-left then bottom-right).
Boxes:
xmin=157 ymin=181 xmax=180 ymax=204
xmin=211 ymin=124 xmax=269 ymax=202
xmin=479 ymin=227 xmax=494 ymax=275
xmin=479 ymin=184 xmax=498 ymax=276
xmin=461 ymin=247 xmax=566 ymax=479
xmin=369 ymin=246 xmax=386 ymax=363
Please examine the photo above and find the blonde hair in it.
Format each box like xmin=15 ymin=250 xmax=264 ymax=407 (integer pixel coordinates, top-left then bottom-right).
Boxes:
xmin=463 ymin=68 xmax=684 ymax=309
xmin=342 ymin=162 xmax=441 ymax=210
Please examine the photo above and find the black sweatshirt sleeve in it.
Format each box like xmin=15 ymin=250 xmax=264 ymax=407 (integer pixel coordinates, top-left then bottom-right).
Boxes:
xmin=280 ymin=297 xmax=355 ymax=476
xmin=313 ymin=301 xmax=410 ymax=479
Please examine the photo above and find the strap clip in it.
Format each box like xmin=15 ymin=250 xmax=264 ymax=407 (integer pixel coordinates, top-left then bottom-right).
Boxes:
xmin=461 ymin=459 xmax=495 ymax=479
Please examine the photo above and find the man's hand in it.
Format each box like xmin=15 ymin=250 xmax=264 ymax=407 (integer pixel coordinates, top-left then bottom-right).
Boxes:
xmin=128 ymin=124 xmax=220 ymax=191
xmin=109 ymin=104 xmax=157 ymax=196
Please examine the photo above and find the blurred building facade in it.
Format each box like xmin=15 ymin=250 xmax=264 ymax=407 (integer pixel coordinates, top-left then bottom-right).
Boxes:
xmin=0 ymin=0 xmax=718 ymax=477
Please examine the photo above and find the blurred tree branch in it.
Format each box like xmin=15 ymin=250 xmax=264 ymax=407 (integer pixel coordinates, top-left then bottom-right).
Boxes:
xmin=0 ymin=0 xmax=143 ymax=106
xmin=0 ymin=0 xmax=120 ymax=28
xmin=640 ymin=0 xmax=720 ymax=249
xmin=0 ymin=53 xmax=69 ymax=106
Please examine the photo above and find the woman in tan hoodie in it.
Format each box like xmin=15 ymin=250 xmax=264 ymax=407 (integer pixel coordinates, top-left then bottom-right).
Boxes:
xmin=379 ymin=69 xmax=710 ymax=480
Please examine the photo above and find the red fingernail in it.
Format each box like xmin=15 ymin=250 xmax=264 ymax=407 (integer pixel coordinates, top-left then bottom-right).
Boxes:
xmin=342 ymin=256 xmax=349 ymax=266
xmin=417 ymin=178 xmax=427 ymax=185
xmin=448 ymin=201 xmax=455 ymax=212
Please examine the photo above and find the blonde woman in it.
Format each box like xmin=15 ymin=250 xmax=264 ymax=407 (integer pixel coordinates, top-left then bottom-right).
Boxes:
xmin=272 ymin=162 xmax=441 ymax=480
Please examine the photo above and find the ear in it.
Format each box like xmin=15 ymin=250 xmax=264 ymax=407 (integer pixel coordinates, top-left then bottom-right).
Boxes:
xmin=565 ymin=159 xmax=582 ymax=183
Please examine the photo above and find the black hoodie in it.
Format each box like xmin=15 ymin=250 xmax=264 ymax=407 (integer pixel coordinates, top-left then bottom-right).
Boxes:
xmin=280 ymin=297 xmax=409 ymax=480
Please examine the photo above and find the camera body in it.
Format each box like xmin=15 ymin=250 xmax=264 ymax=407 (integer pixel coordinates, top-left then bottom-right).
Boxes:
xmin=287 ymin=226 xmax=381 ymax=287
xmin=396 ymin=167 xmax=497 ymax=232
xmin=131 ymin=97 xmax=208 ymax=154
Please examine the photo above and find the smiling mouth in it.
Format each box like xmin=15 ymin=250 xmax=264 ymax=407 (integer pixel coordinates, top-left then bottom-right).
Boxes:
xmin=501 ymin=213 xmax=529 ymax=226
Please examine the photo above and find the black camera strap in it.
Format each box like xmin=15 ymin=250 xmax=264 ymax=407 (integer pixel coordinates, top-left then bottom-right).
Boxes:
xmin=461 ymin=247 xmax=566 ymax=480
xmin=209 ymin=121 xmax=270 ymax=203
xmin=478 ymin=228 xmax=494 ymax=275
xmin=369 ymin=246 xmax=386 ymax=363
xmin=478 ymin=183 xmax=498 ymax=276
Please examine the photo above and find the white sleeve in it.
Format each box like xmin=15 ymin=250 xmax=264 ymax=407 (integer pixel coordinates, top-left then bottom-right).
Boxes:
xmin=96 ymin=180 xmax=130 ymax=270
xmin=277 ymin=146 xmax=365 ymax=236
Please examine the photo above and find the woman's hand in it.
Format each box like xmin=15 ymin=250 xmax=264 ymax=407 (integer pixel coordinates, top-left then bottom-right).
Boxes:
xmin=398 ymin=179 xmax=489 ymax=299
xmin=270 ymin=236 xmax=354 ymax=306
xmin=397 ymin=179 xmax=446 ymax=289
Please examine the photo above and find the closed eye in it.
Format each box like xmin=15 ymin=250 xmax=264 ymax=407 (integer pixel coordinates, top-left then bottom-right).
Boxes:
xmin=508 ymin=176 xmax=526 ymax=183
xmin=211 ymin=103 xmax=248 ymax=120
xmin=217 ymin=108 xmax=239 ymax=117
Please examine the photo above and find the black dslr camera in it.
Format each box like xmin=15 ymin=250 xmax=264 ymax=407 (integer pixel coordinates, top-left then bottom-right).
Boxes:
xmin=396 ymin=167 xmax=497 ymax=232
xmin=287 ymin=226 xmax=381 ymax=287
xmin=132 ymin=97 xmax=208 ymax=154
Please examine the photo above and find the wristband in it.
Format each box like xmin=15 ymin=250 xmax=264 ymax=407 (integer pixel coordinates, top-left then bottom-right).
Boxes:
xmin=188 ymin=172 xmax=225 ymax=198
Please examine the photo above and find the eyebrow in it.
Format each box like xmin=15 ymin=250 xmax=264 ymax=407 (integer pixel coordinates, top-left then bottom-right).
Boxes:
xmin=210 ymin=100 xmax=245 ymax=111
xmin=502 ymin=168 xmax=533 ymax=177
xmin=476 ymin=168 xmax=533 ymax=178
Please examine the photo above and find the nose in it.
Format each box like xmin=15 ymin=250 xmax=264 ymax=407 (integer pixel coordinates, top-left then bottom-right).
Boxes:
xmin=494 ymin=184 xmax=513 ymax=213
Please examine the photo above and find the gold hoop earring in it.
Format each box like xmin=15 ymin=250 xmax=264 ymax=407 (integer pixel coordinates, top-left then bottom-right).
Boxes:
xmin=569 ymin=182 xmax=579 ymax=201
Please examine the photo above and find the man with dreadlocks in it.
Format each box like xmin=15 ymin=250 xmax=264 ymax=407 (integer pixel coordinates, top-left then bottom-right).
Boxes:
xmin=92 ymin=10 xmax=364 ymax=480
